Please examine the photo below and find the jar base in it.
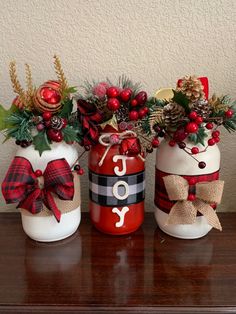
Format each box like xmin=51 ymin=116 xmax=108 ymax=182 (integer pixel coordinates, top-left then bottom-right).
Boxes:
xmin=155 ymin=207 xmax=212 ymax=239
xmin=21 ymin=206 xmax=81 ymax=242
xmin=92 ymin=223 xmax=142 ymax=236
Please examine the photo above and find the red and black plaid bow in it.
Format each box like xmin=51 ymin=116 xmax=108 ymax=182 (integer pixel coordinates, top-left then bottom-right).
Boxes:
xmin=77 ymin=99 xmax=103 ymax=146
xmin=1 ymin=157 xmax=74 ymax=222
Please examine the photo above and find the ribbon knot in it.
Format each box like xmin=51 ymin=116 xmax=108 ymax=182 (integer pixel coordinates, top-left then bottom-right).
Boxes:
xmin=98 ymin=130 xmax=143 ymax=166
xmin=1 ymin=157 xmax=74 ymax=222
xmin=163 ymin=175 xmax=224 ymax=230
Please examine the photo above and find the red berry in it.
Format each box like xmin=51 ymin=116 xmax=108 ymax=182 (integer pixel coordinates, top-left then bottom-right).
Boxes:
xmin=198 ymin=161 xmax=206 ymax=169
xmin=35 ymin=169 xmax=43 ymax=177
xmin=212 ymin=130 xmax=220 ymax=138
xmin=178 ymin=142 xmax=186 ymax=149
xmin=143 ymin=106 xmax=149 ymax=114
xmin=206 ymin=122 xmax=214 ymax=130
xmin=214 ymin=137 xmax=220 ymax=143
xmin=42 ymin=111 xmax=52 ymax=121
xmin=129 ymin=110 xmax=139 ymax=121
xmin=74 ymin=164 xmax=81 ymax=171
xmin=169 ymin=140 xmax=176 ymax=147
xmin=191 ymin=147 xmax=199 ymax=154
xmin=188 ymin=178 xmax=196 ymax=185
xmin=130 ymin=99 xmax=138 ymax=107
xmin=106 ymin=86 xmax=119 ymax=98
xmin=135 ymin=91 xmax=147 ymax=105
xmin=61 ymin=118 xmax=67 ymax=128
xmin=36 ymin=123 xmax=45 ymax=131
xmin=173 ymin=128 xmax=188 ymax=142
xmin=47 ymin=129 xmax=63 ymax=142
xmin=195 ymin=116 xmax=203 ymax=125
xmin=107 ymin=98 xmax=120 ymax=111
xmin=189 ymin=111 xmax=198 ymax=120
xmin=208 ymin=138 xmax=215 ymax=146
xmin=188 ymin=194 xmax=196 ymax=201
xmin=77 ymin=168 xmax=84 ymax=175
xmin=152 ymin=137 xmax=160 ymax=148
xmin=138 ymin=108 xmax=147 ymax=119
xmin=119 ymin=88 xmax=132 ymax=102
xmin=185 ymin=122 xmax=199 ymax=134
xmin=225 ymin=109 xmax=234 ymax=118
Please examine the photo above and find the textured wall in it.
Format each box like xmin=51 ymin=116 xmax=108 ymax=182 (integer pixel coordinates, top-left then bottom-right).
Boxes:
xmin=0 ymin=0 xmax=235 ymax=212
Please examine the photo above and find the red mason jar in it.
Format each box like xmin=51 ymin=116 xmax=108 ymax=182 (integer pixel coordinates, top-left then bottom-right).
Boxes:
xmin=89 ymin=127 xmax=145 ymax=235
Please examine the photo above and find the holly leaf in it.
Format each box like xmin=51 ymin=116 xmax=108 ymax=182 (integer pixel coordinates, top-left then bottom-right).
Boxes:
xmin=59 ymin=98 xmax=73 ymax=118
xmin=33 ymin=131 xmax=51 ymax=156
xmin=172 ymin=90 xmax=191 ymax=113
xmin=0 ymin=104 xmax=19 ymax=130
xmin=62 ymin=125 xmax=81 ymax=143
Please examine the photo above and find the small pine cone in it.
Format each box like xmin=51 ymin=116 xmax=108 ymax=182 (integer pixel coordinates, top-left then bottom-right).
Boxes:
xmin=178 ymin=76 xmax=205 ymax=102
xmin=50 ymin=116 xmax=64 ymax=129
xmin=163 ymin=102 xmax=185 ymax=127
xmin=192 ymin=99 xmax=212 ymax=119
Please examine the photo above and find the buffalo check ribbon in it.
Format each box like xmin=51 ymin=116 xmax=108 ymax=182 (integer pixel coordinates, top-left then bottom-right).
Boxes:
xmin=1 ymin=157 xmax=74 ymax=222
xmin=163 ymin=175 xmax=224 ymax=230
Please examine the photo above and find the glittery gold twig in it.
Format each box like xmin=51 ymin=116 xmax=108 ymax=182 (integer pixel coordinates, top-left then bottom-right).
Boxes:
xmin=149 ymin=107 xmax=164 ymax=129
xmin=25 ymin=63 xmax=34 ymax=108
xmin=9 ymin=61 xmax=27 ymax=106
xmin=53 ymin=55 xmax=69 ymax=94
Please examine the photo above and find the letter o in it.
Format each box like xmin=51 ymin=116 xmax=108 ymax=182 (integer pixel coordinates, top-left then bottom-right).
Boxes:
xmin=112 ymin=180 xmax=129 ymax=200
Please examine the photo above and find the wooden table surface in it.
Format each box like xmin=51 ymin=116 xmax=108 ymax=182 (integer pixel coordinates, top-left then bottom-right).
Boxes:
xmin=0 ymin=212 xmax=236 ymax=313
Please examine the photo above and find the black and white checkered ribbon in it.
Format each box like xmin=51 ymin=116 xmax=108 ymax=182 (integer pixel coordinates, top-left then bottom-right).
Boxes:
xmin=89 ymin=170 xmax=145 ymax=206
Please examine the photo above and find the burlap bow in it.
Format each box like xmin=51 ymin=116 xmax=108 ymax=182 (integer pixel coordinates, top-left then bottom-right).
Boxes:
xmin=163 ymin=175 xmax=224 ymax=230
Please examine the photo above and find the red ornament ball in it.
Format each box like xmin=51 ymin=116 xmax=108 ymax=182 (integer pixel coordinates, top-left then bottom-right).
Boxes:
xmin=191 ymin=147 xmax=199 ymax=154
xmin=168 ymin=140 xmax=176 ymax=147
xmin=106 ymin=86 xmax=119 ymax=98
xmin=195 ymin=116 xmax=203 ymax=125
xmin=143 ymin=106 xmax=149 ymax=114
xmin=225 ymin=109 xmax=234 ymax=118
xmin=130 ymin=99 xmax=138 ymax=107
xmin=119 ymin=88 xmax=132 ymax=102
xmin=34 ymin=81 xmax=62 ymax=113
xmin=152 ymin=137 xmax=160 ymax=148
xmin=188 ymin=194 xmax=196 ymax=201
xmin=189 ymin=111 xmax=198 ymax=120
xmin=35 ymin=169 xmax=43 ymax=177
xmin=107 ymin=98 xmax=120 ymax=111
xmin=129 ymin=110 xmax=139 ymax=121
xmin=208 ymin=138 xmax=215 ymax=146
xmin=185 ymin=122 xmax=199 ymax=134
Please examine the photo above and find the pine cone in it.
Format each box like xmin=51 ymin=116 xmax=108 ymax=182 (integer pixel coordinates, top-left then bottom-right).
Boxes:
xmin=178 ymin=76 xmax=205 ymax=102
xmin=163 ymin=102 xmax=185 ymax=127
xmin=50 ymin=116 xmax=64 ymax=129
xmin=192 ymin=99 xmax=212 ymax=119
xmin=208 ymin=94 xmax=229 ymax=113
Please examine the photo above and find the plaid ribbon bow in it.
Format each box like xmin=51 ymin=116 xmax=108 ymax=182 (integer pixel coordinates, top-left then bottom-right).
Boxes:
xmin=1 ymin=157 xmax=74 ymax=222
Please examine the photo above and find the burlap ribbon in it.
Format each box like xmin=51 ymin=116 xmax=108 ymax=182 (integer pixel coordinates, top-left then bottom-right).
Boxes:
xmin=163 ymin=175 xmax=224 ymax=230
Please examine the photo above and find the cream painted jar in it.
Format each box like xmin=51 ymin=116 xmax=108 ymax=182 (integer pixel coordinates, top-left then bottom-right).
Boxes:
xmin=16 ymin=142 xmax=81 ymax=242
xmin=154 ymin=137 xmax=221 ymax=239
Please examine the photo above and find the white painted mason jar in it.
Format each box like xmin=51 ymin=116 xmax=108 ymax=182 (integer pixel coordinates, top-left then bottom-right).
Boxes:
xmin=16 ymin=142 xmax=81 ymax=242
xmin=154 ymin=137 xmax=220 ymax=239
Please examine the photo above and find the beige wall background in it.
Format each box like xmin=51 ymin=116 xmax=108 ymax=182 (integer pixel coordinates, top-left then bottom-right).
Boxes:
xmin=0 ymin=0 xmax=235 ymax=212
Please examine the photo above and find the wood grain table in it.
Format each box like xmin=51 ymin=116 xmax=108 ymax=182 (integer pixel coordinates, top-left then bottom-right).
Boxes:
xmin=0 ymin=212 xmax=236 ymax=313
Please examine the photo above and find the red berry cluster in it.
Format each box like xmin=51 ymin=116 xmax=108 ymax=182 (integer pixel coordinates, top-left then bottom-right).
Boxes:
xmin=74 ymin=164 xmax=84 ymax=176
xmin=105 ymin=86 xmax=149 ymax=121
xmin=36 ymin=111 xmax=67 ymax=143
